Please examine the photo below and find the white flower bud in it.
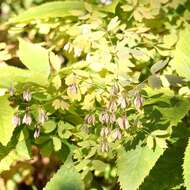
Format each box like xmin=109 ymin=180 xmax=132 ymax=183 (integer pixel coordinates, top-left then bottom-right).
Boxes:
xmin=12 ymin=114 xmax=21 ymax=127
xmin=38 ymin=109 xmax=47 ymax=124
xmin=22 ymin=113 xmax=32 ymax=125
xmin=34 ymin=125 xmax=40 ymax=139
xmin=117 ymin=115 xmax=130 ymax=130
xmin=112 ymin=128 xmax=122 ymax=140
xmin=134 ymin=95 xmax=143 ymax=110
xmin=23 ymin=90 xmax=32 ymax=102
xmin=100 ymin=141 xmax=109 ymax=152
xmin=118 ymin=96 xmax=127 ymax=109
xmin=64 ymin=43 xmax=70 ymax=51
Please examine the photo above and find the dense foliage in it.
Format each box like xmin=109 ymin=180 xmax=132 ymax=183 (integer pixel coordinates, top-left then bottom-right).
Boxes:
xmin=1 ymin=0 xmax=190 ymax=189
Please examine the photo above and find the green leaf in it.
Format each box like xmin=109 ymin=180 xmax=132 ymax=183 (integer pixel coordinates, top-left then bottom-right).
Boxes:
xmin=0 ymin=96 xmax=15 ymax=146
xmin=148 ymin=75 xmax=162 ymax=89
xmin=0 ymin=66 xmax=48 ymax=87
xmin=150 ymin=60 xmax=167 ymax=74
xmin=43 ymin=162 xmax=84 ymax=190
xmin=107 ymin=16 xmax=120 ymax=31
xmin=183 ymin=138 xmax=190 ymax=190
xmin=42 ymin=120 xmax=57 ymax=134
xmin=158 ymin=96 xmax=190 ymax=126
xmin=52 ymin=136 xmax=62 ymax=152
xmin=117 ymin=144 xmax=164 ymax=190
xmin=9 ymin=1 xmax=85 ymax=23
xmin=170 ymin=25 xmax=190 ymax=81
xmin=18 ymin=39 xmax=50 ymax=77
xmin=141 ymin=139 xmax=186 ymax=190
xmin=0 ymin=134 xmax=30 ymax=173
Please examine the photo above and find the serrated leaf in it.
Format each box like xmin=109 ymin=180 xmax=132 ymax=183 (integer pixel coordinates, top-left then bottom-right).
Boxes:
xmin=18 ymin=39 xmax=50 ymax=78
xmin=117 ymin=144 xmax=164 ymax=190
xmin=43 ymin=163 xmax=84 ymax=190
xmin=0 ymin=96 xmax=15 ymax=146
xmin=9 ymin=1 xmax=85 ymax=23
xmin=183 ymin=138 xmax=190 ymax=190
xmin=171 ymin=25 xmax=190 ymax=81
xmin=141 ymin=139 xmax=186 ymax=190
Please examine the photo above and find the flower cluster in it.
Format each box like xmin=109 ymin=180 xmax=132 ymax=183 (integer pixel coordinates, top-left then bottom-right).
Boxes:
xmin=82 ymin=83 xmax=144 ymax=152
xmin=11 ymin=88 xmax=47 ymax=139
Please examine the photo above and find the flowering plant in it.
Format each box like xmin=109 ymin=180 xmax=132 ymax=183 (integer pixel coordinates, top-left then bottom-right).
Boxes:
xmin=1 ymin=0 xmax=190 ymax=189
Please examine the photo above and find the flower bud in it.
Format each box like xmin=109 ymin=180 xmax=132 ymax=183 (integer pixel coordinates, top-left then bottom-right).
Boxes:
xmin=134 ymin=95 xmax=143 ymax=110
xmin=23 ymin=90 xmax=32 ymax=102
xmin=9 ymin=85 xmax=14 ymax=96
xmin=110 ymin=113 xmax=116 ymax=124
xmin=108 ymin=100 xmax=117 ymax=112
xmin=22 ymin=113 xmax=32 ymax=125
xmin=117 ymin=115 xmax=130 ymax=129
xmin=12 ymin=114 xmax=21 ymax=127
xmin=100 ymin=0 xmax=112 ymax=5
xmin=38 ymin=109 xmax=47 ymax=124
xmin=85 ymin=114 xmax=95 ymax=125
xmin=110 ymin=83 xmax=120 ymax=95
xmin=100 ymin=127 xmax=111 ymax=137
xmin=100 ymin=141 xmax=109 ymax=152
xmin=118 ymin=95 xmax=127 ymax=109
xmin=99 ymin=112 xmax=110 ymax=124
xmin=68 ymin=83 xmax=78 ymax=94
xmin=74 ymin=47 xmax=82 ymax=57
xmin=64 ymin=43 xmax=70 ymax=51
xmin=34 ymin=125 xmax=40 ymax=139
xmin=112 ymin=128 xmax=122 ymax=140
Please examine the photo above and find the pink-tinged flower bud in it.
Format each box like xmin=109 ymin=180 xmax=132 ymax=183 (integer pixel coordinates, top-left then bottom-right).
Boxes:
xmin=85 ymin=114 xmax=95 ymax=125
xmin=118 ymin=96 xmax=127 ymax=109
xmin=110 ymin=83 xmax=120 ymax=95
xmin=34 ymin=125 xmax=40 ymax=139
xmin=23 ymin=90 xmax=32 ymax=102
xmin=9 ymin=86 xmax=14 ymax=96
xmin=100 ymin=127 xmax=111 ymax=137
xmin=110 ymin=113 xmax=116 ymax=124
xmin=117 ymin=115 xmax=130 ymax=129
xmin=112 ymin=128 xmax=122 ymax=140
xmin=68 ymin=83 xmax=77 ymax=94
xmin=12 ymin=114 xmax=21 ymax=127
xmin=134 ymin=95 xmax=143 ymax=110
xmin=38 ymin=109 xmax=47 ymax=124
xmin=100 ymin=141 xmax=109 ymax=152
xmin=108 ymin=100 xmax=117 ymax=112
xmin=22 ymin=113 xmax=32 ymax=125
xmin=99 ymin=112 xmax=110 ymax=124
